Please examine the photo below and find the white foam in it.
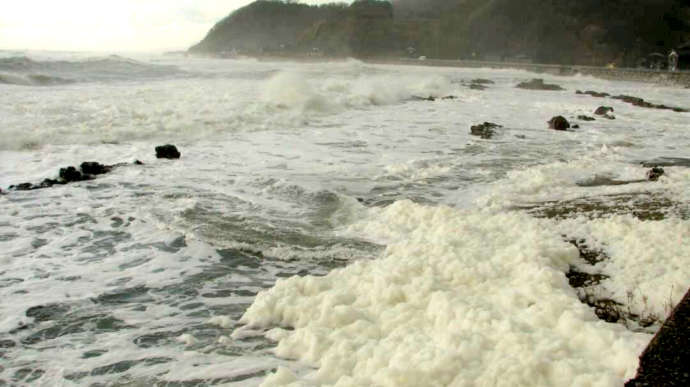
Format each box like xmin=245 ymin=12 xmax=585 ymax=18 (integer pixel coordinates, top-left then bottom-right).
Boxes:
xmin=238 ymin=200 xmax=650 ymax=386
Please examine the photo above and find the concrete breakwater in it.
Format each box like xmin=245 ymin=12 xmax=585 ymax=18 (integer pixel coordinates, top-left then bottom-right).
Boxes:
xmin=371 ymin=58 xmax=690 ymax=87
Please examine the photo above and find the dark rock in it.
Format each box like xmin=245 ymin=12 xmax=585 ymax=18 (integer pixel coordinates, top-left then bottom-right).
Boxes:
xmin=470 ymin=122 xmax=502 ymax=139
xmin=625 ymin=289 xmax=690 ymax=387
xmin=594 ymin=106 xmax=614 ymax=115
xmin=0 ymin=339 xmax=15 ymax=348
xmin=155 ymin=144 xmax=181 ymax=159
xmin=572 ymin=124 xmax=580 ymax=129
xmin=134 ymin=160 xmax=144 ymax=165
xmin=38 ymin=179 xmax=62 ymax=189
xmin=80 ymin=162 xmax=111 ymax=175
xmin=612 ymin=95 xmax=688 ymax=112
xmin=12 ymin=183 xmax=35 ymax=191
xmin=548 ymin=116 xmax=570 ymax=130
xmin=646 ymin=167 xmax=665 ymax=181
xmin=469 ymin=84 xmax=487 ymax=90
xmin=576 ymin=90 xmax=610 ymax=98
xmin=471 ymin=78 xmax=494 ymax=85
xmin=516 ymin=78 xmax=564 ymax=91
xmin=59 ymin=166 xmax=87 ymax=183
xmin=578 ymin=115 xmax=596 ymax=121
xmin=441 ymin=95 xmax=457 ymax=100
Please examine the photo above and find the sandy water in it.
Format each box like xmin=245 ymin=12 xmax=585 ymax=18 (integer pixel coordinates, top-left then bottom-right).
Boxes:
xmin=0 ymin=53 xmax=689 ymax=386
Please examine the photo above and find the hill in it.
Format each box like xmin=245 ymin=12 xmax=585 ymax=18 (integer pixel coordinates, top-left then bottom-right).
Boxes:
xmin=190 ymin=0 xmax=690 ymax=67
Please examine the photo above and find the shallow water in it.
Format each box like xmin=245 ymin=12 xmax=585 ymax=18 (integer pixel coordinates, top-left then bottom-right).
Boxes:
xmin=0 ymin=52 xmax=688 ymax=386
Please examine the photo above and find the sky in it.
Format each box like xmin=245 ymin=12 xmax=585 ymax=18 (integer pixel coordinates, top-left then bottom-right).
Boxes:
xmin=0 ymin=0 xmax=349 ymax=52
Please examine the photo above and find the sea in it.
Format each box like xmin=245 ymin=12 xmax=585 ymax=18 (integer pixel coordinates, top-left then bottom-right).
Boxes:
xmin=0 ymin=51 xmax=688 ymax=386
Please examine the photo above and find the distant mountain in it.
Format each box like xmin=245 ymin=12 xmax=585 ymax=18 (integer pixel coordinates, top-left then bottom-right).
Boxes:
xmin=190 ymin=0 xmax=690 ymax=67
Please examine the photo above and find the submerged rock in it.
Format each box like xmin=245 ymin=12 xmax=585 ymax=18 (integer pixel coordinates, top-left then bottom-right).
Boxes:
xmin=548 ymin=116 xmax=570 ymax=130
xmin=516 ymin=78 xmax=564 ymax=91
xmin=576 ymin=90 xmax=610 ymax=98
xmin=155 ymin=144 xmax=181 ymax=159
xmin=471 ymin=78 xmax=494 ymax=85
xmin=626 ymin=289 xmax=690 ymax=387
xmin=612 ymin=95 xmax=688 ymax=112
xmin=577 ymin=115 xmax=596 ymax=121
xmin=470 ymin=122 xmax=502 ymax=139
xmin=646 ymin=167 xmax=665 ymax=181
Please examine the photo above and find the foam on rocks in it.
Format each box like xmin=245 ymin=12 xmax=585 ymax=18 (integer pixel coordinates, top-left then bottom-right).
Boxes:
xmin=239 ymin=200 xmax=650 ymax=387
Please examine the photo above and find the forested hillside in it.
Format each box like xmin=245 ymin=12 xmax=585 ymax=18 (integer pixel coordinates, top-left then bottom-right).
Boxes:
xmin=190 ymin=0 xmax=690 ymax=66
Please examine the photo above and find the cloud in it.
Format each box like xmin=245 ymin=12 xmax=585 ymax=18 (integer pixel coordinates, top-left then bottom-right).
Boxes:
xmin=0 ymin=0 xmax=350 ymax=52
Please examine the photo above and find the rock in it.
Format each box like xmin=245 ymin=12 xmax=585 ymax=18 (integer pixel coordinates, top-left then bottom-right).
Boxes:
xmin=155 ymin=144 xmax=181 ymax=159
xmin=625 ymin=288 xmax=690 ymax=387
xmin=59 ymin=166 xmax=87 ymax=183
xmin=80 ymin=162 xmax=111 ymax=175
xmin=516 ymin=78 xmax=564 ymax=91
xmin=11 ymin=183 xmax=35 ymax=191
xmin=576 ymin=90 xmax=610 ymax=98
xmin=470 ymin=122 xmax=502 ymax=139
xmin=547 ymin=116 xmax=570 ymax=130
xmin=572 ymin=124 xmax=580 ymax=129
xmin=646 ymin=167 xmax=665 ymax=181
xmin=577 ymin=115 xmax=596 ymax=121
xmin=471 ymin=78 xmax=494 ymax=85
xmin=441 ymin=95 xmax=457 ymax=100
xmin=594 ymin=106 xmax=614 ymax=115
xmin=594 ymin=106 xmax=615 ymax=119
xmin=612 ymin=95 xmax=688 ymax=112
xmin=38 ymin=179 xmax=62 ymax=189
xmin=469 ymin=83 xmax=487 ymax=90
xmin=134 ymin=160 xmax=144 ymax=165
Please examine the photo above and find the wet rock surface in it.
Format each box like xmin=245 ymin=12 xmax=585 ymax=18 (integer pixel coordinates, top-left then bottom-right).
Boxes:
xmin=578 ymin=89 xmax=688 ymax=113
xmin=470 ymin=122 xmax=502 ymax=139
xmin=6 ymin=161 xmax=140 ymax=192
xmin=548 ymin=116 xmax=570 ymax=130
xmin=625 ymin=288 xmax=690 ymax=387
xmin=516 ymin=78 xmax=564 ymax=91
xmin=577 ymin=115 xmax=596 ymax=121
xmin=646 ymin=167 xmax=665 ymax=181
xmin=155 ymin=144 xmax=181 ymax=159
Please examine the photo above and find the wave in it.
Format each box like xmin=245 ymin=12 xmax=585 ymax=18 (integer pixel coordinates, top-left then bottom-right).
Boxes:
xmin=0 ymin=72 xmax=75 ymax=86
xmin=0 ymin=55 xmax=182 ymax=84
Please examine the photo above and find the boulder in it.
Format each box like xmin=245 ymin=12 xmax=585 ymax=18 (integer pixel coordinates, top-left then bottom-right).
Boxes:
xmin=80 ymin=162 xmax=111 ymax=175
xmin=470 ymin=122 xmax=502 ymax=139
xmin=155 ymin=144 xmax=181 ymax=159
xmin=516 ymin=78 xmax=564 ymax=91
xmin=59 ymin=166 xmax=87 ymax=183
xmin=594 ymin=106 xmax=614 ymax=115
xmin=548 ymin=116 xmax=570 ymax=130
xmin=646 ymin=167 xmax=665 ymax=181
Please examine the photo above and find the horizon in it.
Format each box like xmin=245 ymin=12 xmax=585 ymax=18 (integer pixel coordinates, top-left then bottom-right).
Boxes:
xmin=0 ymin=0 xmax=351 ymax=53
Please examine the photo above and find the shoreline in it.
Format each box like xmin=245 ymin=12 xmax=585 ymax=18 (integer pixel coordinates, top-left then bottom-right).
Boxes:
xmin=366 ymin=58 xmax=690 ymax=87
xmin=245 ymin=54 xmax=690 ymax=87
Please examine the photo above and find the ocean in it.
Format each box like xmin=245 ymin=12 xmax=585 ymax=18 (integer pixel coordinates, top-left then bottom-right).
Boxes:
xmin=0 ymin=52 xmax=688 ymax=386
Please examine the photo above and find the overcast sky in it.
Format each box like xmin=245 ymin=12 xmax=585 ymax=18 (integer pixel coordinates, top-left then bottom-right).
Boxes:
xmin=0 ymin=0 xmax=350 ymax=52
